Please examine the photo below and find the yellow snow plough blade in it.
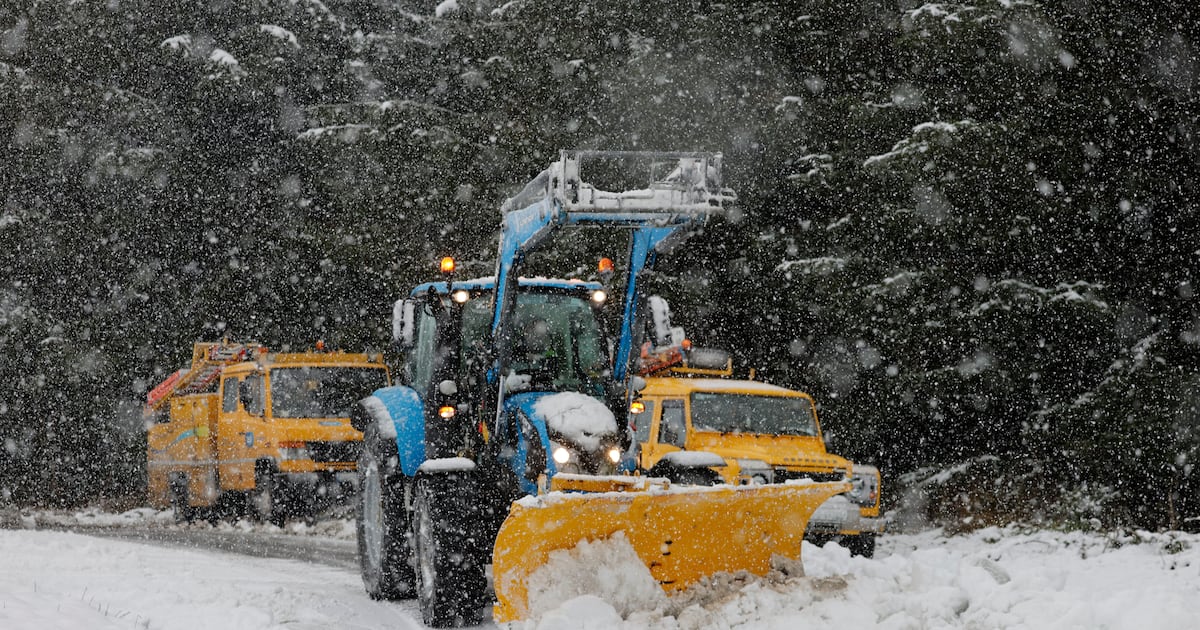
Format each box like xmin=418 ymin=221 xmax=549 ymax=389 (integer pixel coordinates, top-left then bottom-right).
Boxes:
xmin=491 ymin=478 xmax=851 ymax=623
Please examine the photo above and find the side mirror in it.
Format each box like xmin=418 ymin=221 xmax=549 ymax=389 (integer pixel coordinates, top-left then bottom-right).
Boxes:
xmin=392 ymin=298 xmax=417 ymax=348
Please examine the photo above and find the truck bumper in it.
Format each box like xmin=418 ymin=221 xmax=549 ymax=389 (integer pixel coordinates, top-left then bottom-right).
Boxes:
xmin=276 ymin=471 xmax=359 ymax=512
xmin=858 ymin=515 xmax=885 ymax=535
xmin=806 ymin=496 xmax=886 ymax=537
xmin=806 ymin=494 xmax=861 ymax=534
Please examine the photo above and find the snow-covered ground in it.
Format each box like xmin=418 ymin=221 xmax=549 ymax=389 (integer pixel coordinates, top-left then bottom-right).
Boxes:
xmin=1 ymin=510 xmax=1197 ymax=630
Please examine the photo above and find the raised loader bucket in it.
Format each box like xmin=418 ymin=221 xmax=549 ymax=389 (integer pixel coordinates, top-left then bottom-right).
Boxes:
xmin=491 ymin=479 xmax=850 ymax=623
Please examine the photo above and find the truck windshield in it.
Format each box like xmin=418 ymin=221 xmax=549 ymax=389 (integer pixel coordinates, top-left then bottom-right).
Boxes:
xmin=690 ymin=392 xmax=819 ymax=437
xmin=270 ymin=367 xmax=389 ymax=418
xmin=460 ymin=291 xmax=606 ymax=393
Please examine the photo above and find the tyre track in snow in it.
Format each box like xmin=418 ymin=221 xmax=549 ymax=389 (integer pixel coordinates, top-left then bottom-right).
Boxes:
xmin=40 ymin=523 xmax=360 ymax=570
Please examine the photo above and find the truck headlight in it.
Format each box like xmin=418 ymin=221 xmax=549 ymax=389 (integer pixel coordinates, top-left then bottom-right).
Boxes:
xmin=847 ymin=464 xmax=880 ymax=507
xmin=552 ymin=446 xmax=572 ymax=465
xmin=606 ymin=447 xmax=622 ymax=464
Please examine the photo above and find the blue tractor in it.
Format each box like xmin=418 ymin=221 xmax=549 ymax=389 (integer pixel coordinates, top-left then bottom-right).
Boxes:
xmin=352 ymin=151 xmax=846 ymax=627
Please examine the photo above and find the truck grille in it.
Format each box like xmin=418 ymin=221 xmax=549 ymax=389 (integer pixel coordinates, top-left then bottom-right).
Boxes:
xmin=307 ymin=441 xmax=361 ymax=463
xmin=774 ymin=469 xmax=844 ymax=484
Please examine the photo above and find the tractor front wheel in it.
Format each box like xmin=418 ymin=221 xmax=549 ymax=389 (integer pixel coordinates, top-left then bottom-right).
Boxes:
xmin=357 ymin=425 xmax=416 ymax=599
xmin=412 ymin=472 xmax=487 ymax=628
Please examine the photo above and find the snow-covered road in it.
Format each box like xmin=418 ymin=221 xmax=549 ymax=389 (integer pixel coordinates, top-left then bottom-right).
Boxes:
xmin=1 ymin=512 xmax=1197 ymax=630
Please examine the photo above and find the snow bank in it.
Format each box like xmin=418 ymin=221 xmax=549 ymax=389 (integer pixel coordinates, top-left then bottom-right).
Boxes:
xmin=0 ymin=529 xmax=410 ymax=630
xmin=533 ymin=392 xmax=617 ymax=451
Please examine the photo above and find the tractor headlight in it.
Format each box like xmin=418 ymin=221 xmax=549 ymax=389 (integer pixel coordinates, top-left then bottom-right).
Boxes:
xmin=552 ymin=446 xmax=572 ymax=465
xmin=606 ymin=447 xmax=622 ymax=464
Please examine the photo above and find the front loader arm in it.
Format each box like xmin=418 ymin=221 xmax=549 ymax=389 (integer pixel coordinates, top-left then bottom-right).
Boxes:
xmin=488 ymin=151 xmax=736 ymax=434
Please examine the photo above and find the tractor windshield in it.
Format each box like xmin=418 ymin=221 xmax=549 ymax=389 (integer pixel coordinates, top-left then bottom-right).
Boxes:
xmin=270 ymin=366 xmax=389 ymax=418
xmin=460 ymin=291 xmax=606 ymax=394
xmin=689 ymin=392 xmax=819 ymax=437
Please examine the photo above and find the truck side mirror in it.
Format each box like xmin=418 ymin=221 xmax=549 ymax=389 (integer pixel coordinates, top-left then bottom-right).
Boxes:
xmin=393 ymin=298 xmax=417 ymax=348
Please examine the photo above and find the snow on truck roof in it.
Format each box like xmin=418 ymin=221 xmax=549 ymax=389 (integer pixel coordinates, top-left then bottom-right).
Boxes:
xmin=410 ymin=276 xmax=601 ymax=296
xmin=641 ymin=377 xmax=811 ymax=397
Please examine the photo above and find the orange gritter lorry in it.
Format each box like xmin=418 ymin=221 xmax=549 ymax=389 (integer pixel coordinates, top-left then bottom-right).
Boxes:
xmin=145 ymin=341 xmax=388 ymax=524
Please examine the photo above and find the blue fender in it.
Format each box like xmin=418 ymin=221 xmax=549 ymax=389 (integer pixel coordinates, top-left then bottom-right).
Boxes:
xmin=366 ymin=385 xmax=426 ymax=477
xmin=503 ymin=393 xmax=554 ymax=495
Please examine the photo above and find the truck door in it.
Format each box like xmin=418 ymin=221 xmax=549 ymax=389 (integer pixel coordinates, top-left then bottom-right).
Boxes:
xmin=631 ymin=399 xmax=656 ymax=470
xmin=659 ymin=399 xmax=687 ymax=448
xmin=216 ymin=374 xmax=263 ymax=491
xmin=641 ymin=398 xmax=686 ymax=470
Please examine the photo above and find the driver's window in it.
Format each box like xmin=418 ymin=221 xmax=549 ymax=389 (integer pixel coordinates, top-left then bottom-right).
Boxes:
xmin=407 ymin=306 xmax=438 ymax=396
xmin=632 ymin=400 xmax=655 ymax=445
xmin=660 ymin=399 xmax=686 ymax=447
xmin=222 ymin=377 xmax=240 ymax=412
xmin=240 ymin=375 xmax=264 ymax=416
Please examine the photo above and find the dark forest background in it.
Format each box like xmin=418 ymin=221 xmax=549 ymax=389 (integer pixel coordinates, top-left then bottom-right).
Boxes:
xmin=2 ymin=0 xmax=1198 ymax=530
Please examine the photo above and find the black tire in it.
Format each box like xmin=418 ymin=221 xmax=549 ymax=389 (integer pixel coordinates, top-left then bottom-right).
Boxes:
xmin=357 ymin=425 xmax=416 ymax=600
xmin=249 ymin=464 xmax=285 ymax=527
xmin=412 ymin=472 xmax=487 ymax=628
xmin=169 ymin=474 xmax=195 ymax=524
xmin=845 ymin=533 xmax=876 ymax=558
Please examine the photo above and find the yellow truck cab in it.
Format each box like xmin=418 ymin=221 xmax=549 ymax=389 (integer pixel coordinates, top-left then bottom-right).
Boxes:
xmin=146 ymin=341 xmax=389 ymax=525
xmin=631 ymin=365 xmax=884 ymax=556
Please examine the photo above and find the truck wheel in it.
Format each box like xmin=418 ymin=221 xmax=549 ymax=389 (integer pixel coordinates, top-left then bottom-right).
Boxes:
xmin=169 ymin=474 xmax=195 ymax=524
xmin=412 ymin=473 xmax=487 ymax=628
xmin=845 ymin=533 xmax=876 ymax=558
xmin=357 ymin=426 xmax=416 ymax=599
xmin=249 ymin=465 xmax=285 ymax=527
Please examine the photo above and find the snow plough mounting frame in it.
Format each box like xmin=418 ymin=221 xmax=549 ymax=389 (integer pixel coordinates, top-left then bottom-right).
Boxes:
xmin=354 ymin=151 xmax=848 ymax=626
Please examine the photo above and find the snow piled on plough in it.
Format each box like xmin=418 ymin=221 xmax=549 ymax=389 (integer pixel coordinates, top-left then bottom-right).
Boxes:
xmin=525 ymin=533 xmax=666 ymax=621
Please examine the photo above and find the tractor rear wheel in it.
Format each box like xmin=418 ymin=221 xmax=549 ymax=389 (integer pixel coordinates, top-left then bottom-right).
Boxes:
xmin=412 ymin=472 xmax=487 ymax=628
xmin=357 ymin=424 xmax=416 ymax=599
